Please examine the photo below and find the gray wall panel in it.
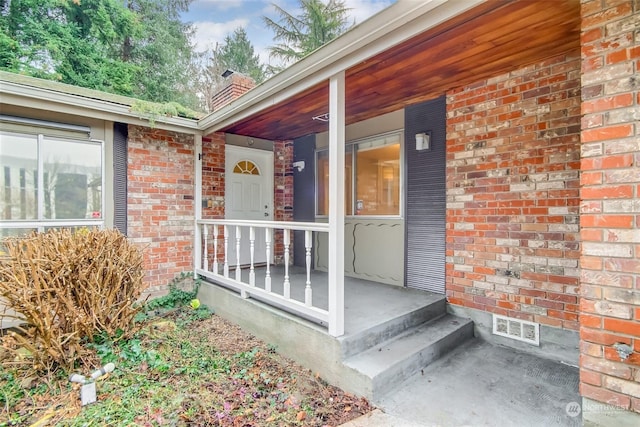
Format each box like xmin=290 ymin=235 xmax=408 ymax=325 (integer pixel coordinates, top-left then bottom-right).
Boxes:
xmin=293 ymin=134 xmax=316 ymax=266
xmin=404 ymin=96 xmax=446 ymax=293
xmin=113 ymin=122 xmax=128 ymax=236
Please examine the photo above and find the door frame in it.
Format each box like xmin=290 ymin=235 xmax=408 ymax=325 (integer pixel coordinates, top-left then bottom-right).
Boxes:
xmin=225 ymin=145 xmax=274 ymax=222
xmin=225 ymin=145 xmax=275 ymax=266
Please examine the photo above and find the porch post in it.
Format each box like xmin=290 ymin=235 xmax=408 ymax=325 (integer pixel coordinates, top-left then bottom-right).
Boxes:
xmin=193 ymin=134 xmax=203 ymax=276
xmin=328 ymin=71 xmax=345 ymax=337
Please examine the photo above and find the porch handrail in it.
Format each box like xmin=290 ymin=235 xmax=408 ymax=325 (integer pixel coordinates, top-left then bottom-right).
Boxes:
xmin=194 ymin=219 xmax=342 ymax=336
xmin=197 ymin=219 xmax=328 ymax=232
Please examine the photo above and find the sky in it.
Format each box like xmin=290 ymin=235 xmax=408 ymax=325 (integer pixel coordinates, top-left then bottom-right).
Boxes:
xmin=181 ymin=0 xmax=394 ymax=66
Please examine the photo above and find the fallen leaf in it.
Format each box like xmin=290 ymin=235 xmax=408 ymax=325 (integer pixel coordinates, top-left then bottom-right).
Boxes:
xmin=296 ymin=411 xmax=307 ymax=421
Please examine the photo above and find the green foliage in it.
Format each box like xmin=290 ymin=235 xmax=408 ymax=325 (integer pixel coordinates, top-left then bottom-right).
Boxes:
xmin=193 ymin=26 xmax=266 ymax=112
xmin=0 ymin=369 xmax=24 ymax=410
xmin=263 ymin=0 xmax=351 ymax=68
xmin=91 ymin=335 xmax=171 ymax=373
xmin=126 ymin=0 xmax=200 ymax=108
xmin=0 ymin=0 xmax=201 ymax=109
xmin=130 ymin=99 xmax=201 ymax=127
xmin=144 ymin=272 xmax=202 ymax=312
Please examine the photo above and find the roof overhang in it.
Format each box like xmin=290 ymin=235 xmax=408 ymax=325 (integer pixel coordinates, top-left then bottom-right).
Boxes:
xmin=199 ymin=0 xmax=581 ymax=141
xmin=198 ymin=0 xmax=485 ymax=136
xmin=0 ymin=72 xmax=200 ymax=134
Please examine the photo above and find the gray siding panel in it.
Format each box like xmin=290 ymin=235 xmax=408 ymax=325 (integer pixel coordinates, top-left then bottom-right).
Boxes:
xmin=113 ymin=122 xmax=128 ymax=236
xmin=404 ymin=96 xmax=446 ymax=293
xmin=293 ymin=134 xmax=316 ymax=267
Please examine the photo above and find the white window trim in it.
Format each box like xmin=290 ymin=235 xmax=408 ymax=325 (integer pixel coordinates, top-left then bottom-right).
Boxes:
xmin=0 ymin=130 xmax=105 ymax=234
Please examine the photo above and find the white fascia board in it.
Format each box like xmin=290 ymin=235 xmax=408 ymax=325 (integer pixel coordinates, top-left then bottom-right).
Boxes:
xmin=199 ymin=0 xmax=485 ymax=135
xmin=0 ymin=81 xmax=200 ymax=134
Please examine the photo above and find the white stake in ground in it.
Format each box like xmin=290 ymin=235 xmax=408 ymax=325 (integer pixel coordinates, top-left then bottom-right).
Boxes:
xmin=69 ymin=363 xmax=115 ymax=405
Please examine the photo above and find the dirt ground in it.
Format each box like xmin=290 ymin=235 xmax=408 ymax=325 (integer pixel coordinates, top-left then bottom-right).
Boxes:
xmin=185 ymin=314 xmax=374 ymax=426
xmin=1 ymin=311 xmax=373 ymax=426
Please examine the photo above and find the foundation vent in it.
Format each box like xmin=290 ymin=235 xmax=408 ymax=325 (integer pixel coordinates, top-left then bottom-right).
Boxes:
xmin=492 ymin=314 xmax=539 ymax=346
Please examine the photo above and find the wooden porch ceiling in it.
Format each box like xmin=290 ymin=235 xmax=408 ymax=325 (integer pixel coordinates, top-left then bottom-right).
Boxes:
xmin=220 ymin=0 xmax=580 ymax=141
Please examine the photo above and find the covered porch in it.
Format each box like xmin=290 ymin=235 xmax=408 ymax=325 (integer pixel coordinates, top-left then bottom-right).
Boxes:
xmin=192 ymin=0 xmax=581 ymax=401
xmin=196 ymin=238 xmax=472 ymax=401
xmin=193 ymin=0 xmax=580 ymax=336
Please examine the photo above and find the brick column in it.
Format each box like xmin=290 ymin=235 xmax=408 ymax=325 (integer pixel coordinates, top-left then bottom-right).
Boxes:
xmin=579 ymin=0 xmax=640 ymax=417
xmin=201 ymin=132 xmax=225 ymax=266
xmin=273 ymin=140 xmax=293 ymax=264
xmin=202 ymin=132 xmax=225 ymax=219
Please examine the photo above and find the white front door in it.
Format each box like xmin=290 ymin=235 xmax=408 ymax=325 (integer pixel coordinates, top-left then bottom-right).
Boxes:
xmin=225 ymin=145 xmax=273 ymax=266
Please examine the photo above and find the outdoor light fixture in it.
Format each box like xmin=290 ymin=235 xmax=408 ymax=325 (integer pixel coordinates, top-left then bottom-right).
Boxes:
xmin=292 ymin=160 xmax=305 ymax=172
xmin=415 ymin=132 xmax=431 ymax=151
xmin=312 ymin=113 xmax=330 ymax=122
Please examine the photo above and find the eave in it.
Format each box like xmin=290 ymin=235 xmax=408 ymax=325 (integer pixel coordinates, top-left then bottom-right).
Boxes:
xmin=198 ymin=0 xmax=484 ymax=137
xmin=200 ymin=0 xmax=581 ymax=141
xmin=0 ymin=72 xmax=200 ymax=134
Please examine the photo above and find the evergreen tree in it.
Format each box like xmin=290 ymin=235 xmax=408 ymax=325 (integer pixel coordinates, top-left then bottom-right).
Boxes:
xmin=218 ymin=28 xmax=265 ymax=84
xmin=263 ymin=0 xmax=351 ymax=68
xmin=0 ymin=0 xmax=199 ymax=109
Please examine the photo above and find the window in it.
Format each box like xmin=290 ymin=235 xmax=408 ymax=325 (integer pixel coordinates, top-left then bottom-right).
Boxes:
xmin=316 ymin=150 xmax=353 ymax=216
xmin=233 ymin=160 xmax=260 ymax=175
xmin=0 ymin=131 xmax=104 ymax=238
xmin=316 ymin=131 xmax=401 ymax=217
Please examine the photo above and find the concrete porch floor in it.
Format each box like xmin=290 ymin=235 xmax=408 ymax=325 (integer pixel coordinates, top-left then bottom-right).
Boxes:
xmin=232 ymin=265 xmax=444 ymax=334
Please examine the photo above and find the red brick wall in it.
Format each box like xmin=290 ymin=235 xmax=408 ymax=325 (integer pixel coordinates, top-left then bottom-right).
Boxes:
xmin=274 ymin=140 xmax=294 ymax=263
xmin=446 ymin=52 xmax=582 ymax=330
xmin=127 ymin=126 xmax=195 ymax=295
xmin=579 ymin=0 xmax=640 ymax=413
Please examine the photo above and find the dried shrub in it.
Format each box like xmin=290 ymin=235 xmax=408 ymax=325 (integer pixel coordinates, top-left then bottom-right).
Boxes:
xmin=0 ymin=228 xmax=144 ymax=371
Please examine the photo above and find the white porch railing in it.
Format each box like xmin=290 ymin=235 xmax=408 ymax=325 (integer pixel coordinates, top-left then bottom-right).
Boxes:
xmin=194 ymin=219 xmax=341 ymax=334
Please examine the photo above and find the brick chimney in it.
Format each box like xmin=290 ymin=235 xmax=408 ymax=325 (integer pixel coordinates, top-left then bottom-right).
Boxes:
xmin=211 ymin=70 xmax=256 ymax=111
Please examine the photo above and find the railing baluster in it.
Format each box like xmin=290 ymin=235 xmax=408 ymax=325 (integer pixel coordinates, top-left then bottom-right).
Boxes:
xmin=212 ymin=225 xmax=219 ymax=274
xmin=283 ymin=228 xmax=290 ymax=299
xmin=235 ymin=226 xmax=242 ymax=284
xmin=249 ymin=226 xmax=255 ymax=286
xmin=202 ymin=224 xmax=208 ymax=271
xmin=195 ymin=220 xmax=331 ymax=328
xmin=223 ymin=225 xmax=229 ymax=278
xmin=265 ymin=228 xmax=272 ymax=292
xmin=305 ymin=230 xmax=312 ymax=307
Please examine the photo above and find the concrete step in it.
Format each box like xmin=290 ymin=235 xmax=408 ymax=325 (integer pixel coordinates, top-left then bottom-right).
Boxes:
xmin=338 ymin=296 xmax=447 ymax=358
xmin=343 ymin=314 xmax=474 ymax=402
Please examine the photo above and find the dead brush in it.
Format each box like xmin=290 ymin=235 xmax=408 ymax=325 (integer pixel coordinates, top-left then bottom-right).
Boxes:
xmin=0 ymin=228 xmax=144 ymax=371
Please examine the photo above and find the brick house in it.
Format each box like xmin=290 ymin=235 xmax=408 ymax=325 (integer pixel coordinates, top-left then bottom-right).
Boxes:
xmin=1 ymin=0 xmax=638 ymax=423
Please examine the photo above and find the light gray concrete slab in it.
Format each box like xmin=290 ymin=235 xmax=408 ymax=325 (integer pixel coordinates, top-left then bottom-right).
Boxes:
xmin=582 ymin=397 xmax=640 ymax=427
xmin=375 ymin=339 xmax=581 ymax=427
